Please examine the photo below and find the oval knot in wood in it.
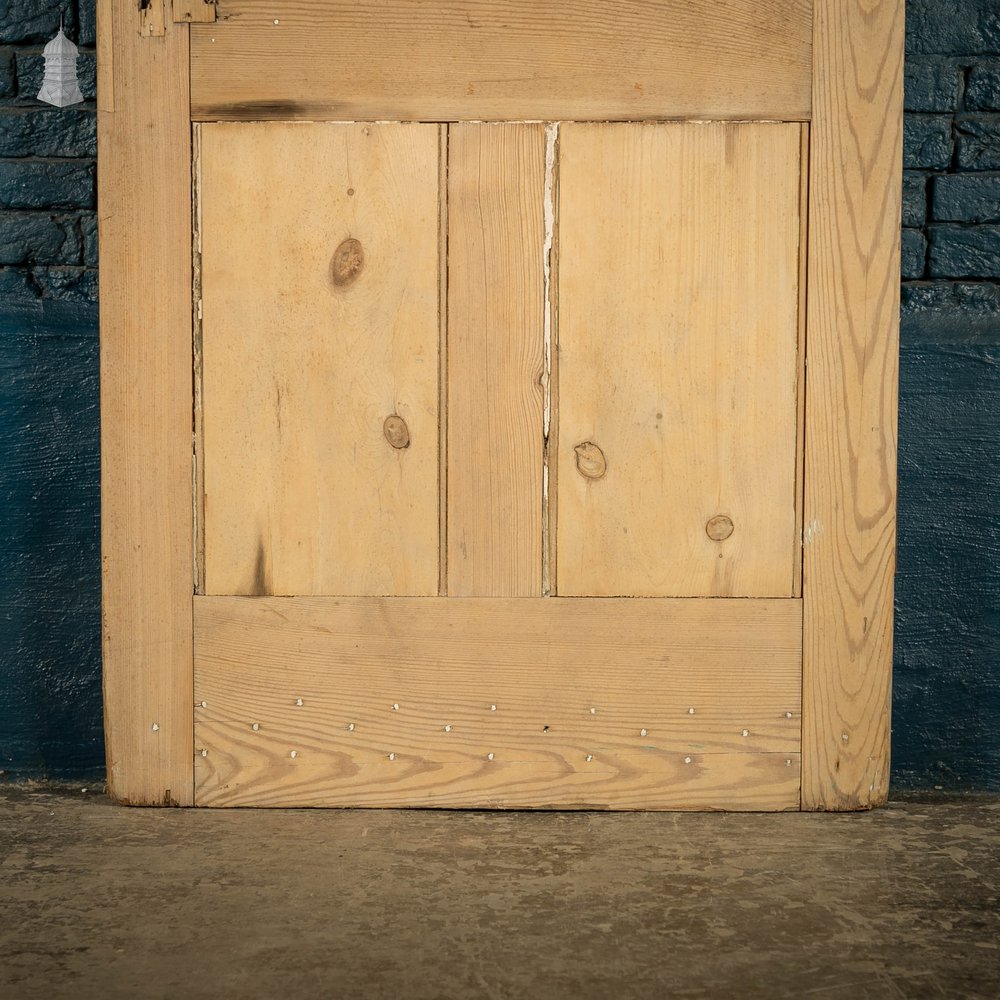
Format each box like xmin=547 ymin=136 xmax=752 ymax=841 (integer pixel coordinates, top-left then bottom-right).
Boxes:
xmin=383 ymin=414 xmax=410 ymax=449
xmin=574 ymin=441 xmax=607 ymax=480
xmin=330 ymin=237 xmax=364 ymax=288
xmin=705 ymin=514 xmax=734 ymax=541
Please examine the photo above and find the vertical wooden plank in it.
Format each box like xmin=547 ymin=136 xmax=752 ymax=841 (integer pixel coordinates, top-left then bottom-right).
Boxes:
xmin=446 ymin=124 xmax=546 ymax=596
xmin=802 ymin=0 xmax=903 ymax=810
xmin=200 ymin=123 xmax=441 ymax=597
xmin=438 ymin=125 xmax=449 ymax=596
xmin=793 ymin=123 xmax=811 ymax=598
xmin=543 ymin=124 xmax=560 ymax=596
xmin=99 ymin=3 xmax=194 ymax=804
xmin=557 ymin=122 xmax=803 ymax=598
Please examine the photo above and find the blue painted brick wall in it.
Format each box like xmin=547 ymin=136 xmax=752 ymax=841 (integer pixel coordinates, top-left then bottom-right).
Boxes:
xmin=0 ymin=0 xmax=102 ymax=780
xmin=0 ymin=1 xmax=998 ymax=789
xmin=897 ymin=0 xmax=1000 ymax=789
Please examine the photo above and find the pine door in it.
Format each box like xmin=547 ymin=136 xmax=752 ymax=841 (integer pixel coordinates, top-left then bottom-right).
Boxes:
xmin=99 ymin=0 xmax=903 ymax=810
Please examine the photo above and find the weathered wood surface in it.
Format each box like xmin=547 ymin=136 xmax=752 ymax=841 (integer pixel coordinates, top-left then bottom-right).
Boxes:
xmin=194 ymin=596 xmax=802 ymax=808
xmin=99 ymin=3 xmax=194 ymax=804
xmin=556 ymin=122 xmax=803 ymax=598
xmin=801 ymin=0 xmax=903 ymax=809
xmin=191 ymin=0 xmax=812 ymax=122
xmin=199 ymin=122 xmax=441 ymax=597
xmin=446 ymin=124 xmax=546 ymax=596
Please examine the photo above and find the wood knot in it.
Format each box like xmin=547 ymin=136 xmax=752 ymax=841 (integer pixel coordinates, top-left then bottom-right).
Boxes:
xmin=383 ymin=414 xmax=410 ymax=449
xmin=574 ymin=441 xmax=607 ymax=480
xmin=705 ymin=514 xmax=734 ymax=541
xmin=331 ymin=237 xmax=364 ymax=288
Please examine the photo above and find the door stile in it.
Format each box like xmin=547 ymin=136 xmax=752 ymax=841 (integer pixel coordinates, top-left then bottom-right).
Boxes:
xmin=98 ymin=4 xmax=195 ymax=805
xmin=801 ymin=0 xmax=903 ymax=809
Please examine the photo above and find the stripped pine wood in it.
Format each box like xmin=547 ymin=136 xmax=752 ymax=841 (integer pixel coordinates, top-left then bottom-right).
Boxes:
xmin=98 ymin=2 xmax=193 ymax=804
xmin=199 ymin=123 xmax=441 ymax=597
xmin=173 ymin=0 xmax=216 ymax=22
xmin=556 ymin=123 xmax=803 ymax=598
xmin=437 ymin=126 xmax=449 ymax=596
xmin=194 ymin=596 xmax=802 ymax=809
xmin=189 ymin=0 xmax=812 ymax=123
xmin=802 ymin=0 xmax=903 ymax=809
xmin=447 ymin=124 xmax=546 ymax=596
xmin=543 ymin=123 xmax=561 ymax=596
xmin=793 ymin=124 xmax=811 ymax=597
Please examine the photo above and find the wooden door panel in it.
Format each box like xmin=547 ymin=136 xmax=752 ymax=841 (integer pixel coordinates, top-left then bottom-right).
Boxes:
xmin=190 ymin=0 xmax=812 ymax=123
xmin=556 ymin=122 xmax=804 ymax=598
xmin=194 ymin=595 xmax=801 ymax=808
xmin=101 ymin=1 xmax=902 ymax=811
xmin=446 ymin=123 xmax=547 ymax=596
xmin=199 ymin=122 xmax=442 ymax=597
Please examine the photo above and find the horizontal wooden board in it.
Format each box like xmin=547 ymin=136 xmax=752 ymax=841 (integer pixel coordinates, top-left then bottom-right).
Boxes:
xmin=194 ymin=596 xmax=802 ymax=808
xmin=191 ymin=0 xmax=812 ymax=122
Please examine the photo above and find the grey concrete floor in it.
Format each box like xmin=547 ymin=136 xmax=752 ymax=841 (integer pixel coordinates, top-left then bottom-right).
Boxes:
xmin=1 ymin=786 xmax=998 ymax=1000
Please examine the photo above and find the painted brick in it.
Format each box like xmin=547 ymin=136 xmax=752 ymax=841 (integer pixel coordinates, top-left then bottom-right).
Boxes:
xmin=906 ymin=0 xmax=1000 ymax=56
xmin=0 ymin=161 xmax=95 ymax=210
xmin=30 ymin=266 xmax=98 ymax=303
xmin=0 ymin=211 xmax=81 ymax=265
xmin=903 ymin=171 xmax=929 ymax=227
xmin=929 ymin=225 xmax=1000 ymax=277
xmin=904 ymin=115 xmax=953 ymax=169
xmin=0 ymin=109 xmax=96 ymax=158
xmin=80 ymin=214 xmax=96 ymax=267
xmin=15 ymin=50 xmax=96 ymax=103
xmin=905 ymin=57 xmax=962 ymax=112
xmin=0 ymin=328 xmax=103 ymax=779
xmin=0 ymin=264 xmax=36 ymax=300
xmin=902 ymin=229 xmax=928 ymax=279
xmin=79 ymin=0 xmax=96 ymax=48
xmin=894 ymin=342 xmax=1000 ymax=790
xmin=966 ymin=61 xmax=1000 ymax=110
xmin=901 ymin=281 xmax=1000 ymax=343
xmin=957 ymin=116 xmax=1000 ymax=168
xmin=0 ymin=0 xmax=78 ymax=45
xmin=933 ymin=173 xmax=1000 ymax=222
xmin=0 ymin=47 xmax=14 ymax=98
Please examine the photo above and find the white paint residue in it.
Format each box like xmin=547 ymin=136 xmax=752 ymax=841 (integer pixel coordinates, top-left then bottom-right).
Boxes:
xmin=803 ymin=519 xmax=824 ymax=546
xmin=541 ymin=123 xmax=559 ymax=596
xmin=542 ymin=123 xmax=558 ymax=438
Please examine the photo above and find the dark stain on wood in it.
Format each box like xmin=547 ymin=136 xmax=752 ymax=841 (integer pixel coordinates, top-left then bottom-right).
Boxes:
xmin=208 ymin=100 xmax=310 ymax=118
xmin=250 ymin=539 xmax=270 ymax=596
xmin=574 ymin=441 xmax=607 ymax=480
xmin=331 ymin=237 xmax=365 ymax=288
xmin=383 ymin=414 xmax=410 ymax=449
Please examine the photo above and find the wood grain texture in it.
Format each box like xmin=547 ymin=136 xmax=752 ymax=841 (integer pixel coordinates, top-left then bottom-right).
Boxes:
xmin=556 ymin=123 xmax=803 ymax=598
xmin=801 ymin=0 xmax=903 ymax=810
xmin=199 ymin=123 xmax=440 ymax=596
xmin=194 ymin=596 xmax=802 ymax=809
xmin=793 ymin=124 xmax=811 ymax=597
xmin=191 ymin=0 xmax=812 ymax=122
xmin=447 ymin=124 xmax=546 ymax=596
xmin=174 ymin=0 xmax=216 ymax=22
xmin=98 ymin=3 xmax=193 ymax=804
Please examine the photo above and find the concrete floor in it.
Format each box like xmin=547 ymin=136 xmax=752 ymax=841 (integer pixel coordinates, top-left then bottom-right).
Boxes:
xmin=1 ymin=787 xmax=998 ymax=1000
